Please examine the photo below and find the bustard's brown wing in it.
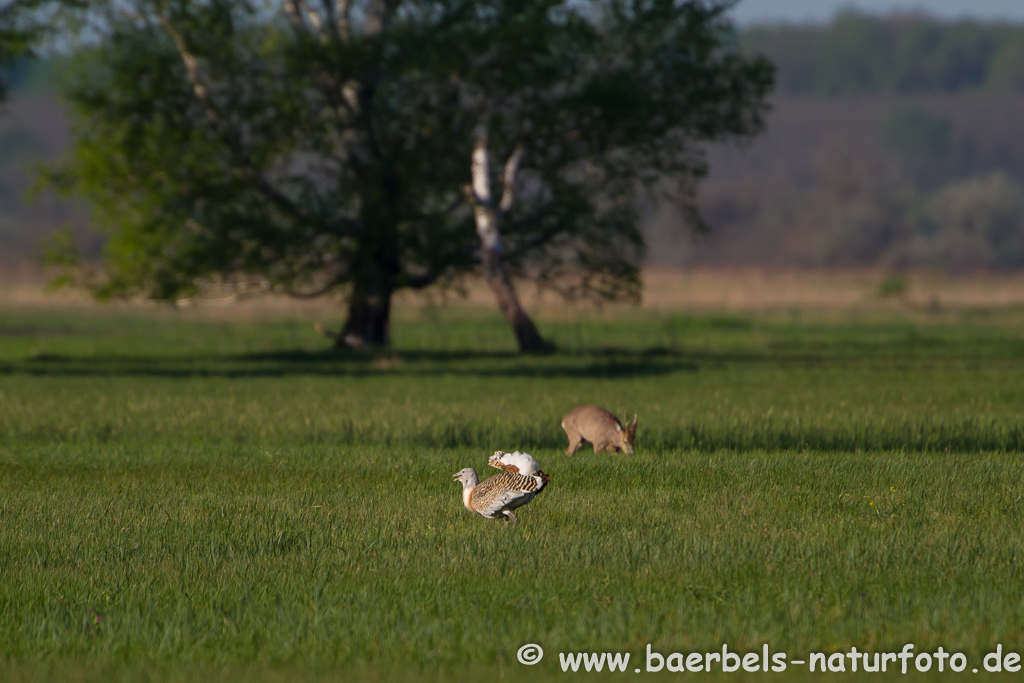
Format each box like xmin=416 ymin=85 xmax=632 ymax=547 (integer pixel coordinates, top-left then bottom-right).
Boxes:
xmin=469 ymin=470 xmax=548 ymax=518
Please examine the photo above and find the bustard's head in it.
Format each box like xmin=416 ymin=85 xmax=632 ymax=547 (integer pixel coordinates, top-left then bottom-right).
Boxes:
xmin=452 ymin=468 xmax=479 ymax=488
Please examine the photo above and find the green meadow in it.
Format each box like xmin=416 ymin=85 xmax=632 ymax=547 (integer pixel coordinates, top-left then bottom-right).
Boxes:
xmin=1 ymin=304 xmax=1023 ymax=682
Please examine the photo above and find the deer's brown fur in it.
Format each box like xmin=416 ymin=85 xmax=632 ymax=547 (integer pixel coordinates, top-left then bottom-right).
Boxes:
xmin=561 ymin=405 xmax=638 ymax=455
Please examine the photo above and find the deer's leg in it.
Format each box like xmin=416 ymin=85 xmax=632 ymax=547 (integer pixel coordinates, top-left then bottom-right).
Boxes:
xmin=565 ymin=431 xmax=583 ymax=455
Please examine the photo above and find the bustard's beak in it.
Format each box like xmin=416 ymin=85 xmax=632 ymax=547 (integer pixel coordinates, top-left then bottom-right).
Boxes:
xmin=452 ymin=472 xmax=461 ymax=481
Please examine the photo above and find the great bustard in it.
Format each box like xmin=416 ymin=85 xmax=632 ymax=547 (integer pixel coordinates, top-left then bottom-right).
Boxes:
xmin=452 ymin=451 xmax=549 ymax=523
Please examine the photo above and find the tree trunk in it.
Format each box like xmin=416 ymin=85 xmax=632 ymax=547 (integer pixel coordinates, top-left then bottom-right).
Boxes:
xmin=316 ymin=285 xmax=392 ymax=349
xmin=327 ymin=198 xmax=400 ymax=349
xmin=481 ymin=249 xmax=549 ymax=354
xmin=466 ymin=131 xmax=551 ymax=354
xmin=338 ymin=288 xmax=391 ymax=348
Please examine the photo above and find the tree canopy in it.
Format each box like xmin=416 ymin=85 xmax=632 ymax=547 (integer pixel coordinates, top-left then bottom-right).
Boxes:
xmin=45 ymin=0 xmax=773 ymax=348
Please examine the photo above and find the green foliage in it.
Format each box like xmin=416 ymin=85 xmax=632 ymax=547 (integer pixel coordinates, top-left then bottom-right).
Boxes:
xmin=44 ymin=0 xmax=773 ymax=316
xmin=1 ymin=308 xmax=1024 ymax=681
xmin=743 ymin=10 xmax=1024 ymax=96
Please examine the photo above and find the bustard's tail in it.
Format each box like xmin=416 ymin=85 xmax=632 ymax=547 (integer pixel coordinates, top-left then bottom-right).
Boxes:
xmin=488 ymin=450 xmax=543 ymax=476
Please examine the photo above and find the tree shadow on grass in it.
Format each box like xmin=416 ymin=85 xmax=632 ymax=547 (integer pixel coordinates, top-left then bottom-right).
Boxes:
xmin=0 ymin=347 xmax=705 ymax=380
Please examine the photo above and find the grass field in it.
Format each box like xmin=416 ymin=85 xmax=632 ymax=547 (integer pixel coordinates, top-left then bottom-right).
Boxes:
xmin=1 ymin=300 xmax=1023 ymax=681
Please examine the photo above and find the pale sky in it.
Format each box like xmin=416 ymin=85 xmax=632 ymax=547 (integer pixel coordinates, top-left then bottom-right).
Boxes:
xmin=731 ymin=0 xmax=1024 ymax=24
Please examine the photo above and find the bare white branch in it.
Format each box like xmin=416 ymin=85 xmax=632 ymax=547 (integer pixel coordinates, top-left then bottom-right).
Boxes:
xmin=463 ymin=185 xmax=501 ymax=253
xmin=466 ymin=128 xmax=502 ymax=252
xmin=474 ymin=205 xmax=501 ymax=252
xmin=471 ymin=129 xmax=491 ymax=205
xmin=498 ymin=145 xmax=524 ymax=213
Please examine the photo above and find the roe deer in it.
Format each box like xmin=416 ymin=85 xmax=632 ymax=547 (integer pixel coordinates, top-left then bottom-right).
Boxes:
xmin=561 ymin=405 xmax=638 ymax=454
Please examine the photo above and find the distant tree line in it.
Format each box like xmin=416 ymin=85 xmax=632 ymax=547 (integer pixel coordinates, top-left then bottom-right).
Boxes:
xmin=642 ymin=10 xmax=1024 ymax=273
xmin=743 ymin=10 xmax=1024 ymax=95
xmin=681 ymin=93 xmax=1024 ymax=273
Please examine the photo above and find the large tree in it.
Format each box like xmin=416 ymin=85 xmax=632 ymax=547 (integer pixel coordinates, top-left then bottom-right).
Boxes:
xmin=46 ymin=0 xmax=772 ymax=350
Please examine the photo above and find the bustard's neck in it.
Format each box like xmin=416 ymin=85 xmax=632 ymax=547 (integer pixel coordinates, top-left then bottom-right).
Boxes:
xmin=460 ymin=469 xmax=479 ymax=512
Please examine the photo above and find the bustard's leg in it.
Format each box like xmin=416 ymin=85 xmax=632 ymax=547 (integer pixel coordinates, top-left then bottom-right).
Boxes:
xmin=504 ymin=510 xmax=518 ymax=524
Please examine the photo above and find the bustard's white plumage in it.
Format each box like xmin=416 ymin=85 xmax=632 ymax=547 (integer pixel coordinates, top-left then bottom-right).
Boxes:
xmin=453 ymin=451 xmax=549 ymax=523
xmin=487 ymin=450 xmax=542 ymax=476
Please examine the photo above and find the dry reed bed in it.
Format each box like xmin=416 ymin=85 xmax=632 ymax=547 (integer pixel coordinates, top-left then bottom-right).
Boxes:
xmin=4 ymin=269 xmax=1024 ymax=319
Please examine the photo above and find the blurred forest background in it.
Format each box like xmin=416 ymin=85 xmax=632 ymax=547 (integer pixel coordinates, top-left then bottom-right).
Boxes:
xmin=3 ymin=8 xmax=1024 ymax=277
